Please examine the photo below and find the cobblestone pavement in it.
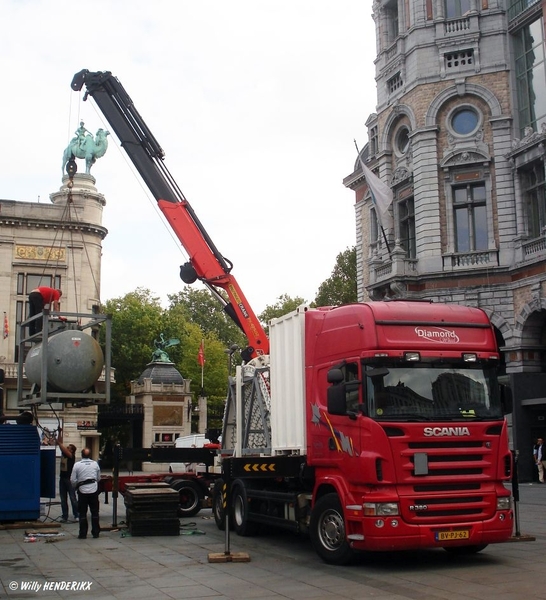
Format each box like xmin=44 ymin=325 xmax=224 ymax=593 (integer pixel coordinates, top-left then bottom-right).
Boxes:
xmin=1 ymin=482 xmax=545 ymax=600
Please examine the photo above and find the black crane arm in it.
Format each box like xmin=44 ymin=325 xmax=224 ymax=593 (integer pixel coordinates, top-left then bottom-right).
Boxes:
xmin=71 ymin=69 xmax=269 ymax=359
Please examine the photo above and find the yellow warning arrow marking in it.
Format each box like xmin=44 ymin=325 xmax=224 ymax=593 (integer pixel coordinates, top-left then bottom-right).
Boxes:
xmin=242 ymin=463 xmax=276 ymax=473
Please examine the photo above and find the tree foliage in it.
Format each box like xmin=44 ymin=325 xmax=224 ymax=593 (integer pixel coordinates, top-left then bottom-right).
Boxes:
xmin=101 ymin=288 xmax=164 ymax=402
xmin=258 ymin=294 xmax=307 ymax=333
xmin=314 ymin=246 xmax=357 ymax=307
xmin=101 ymin=287 xmax=230 ymax=407
xmin=100 ymin=243 xmax=356 ymax=413
xmin=167 ymin=287 xmax=246 ymax=349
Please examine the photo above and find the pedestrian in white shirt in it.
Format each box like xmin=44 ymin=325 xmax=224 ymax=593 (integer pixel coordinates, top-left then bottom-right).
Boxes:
xmin=70 ymin=448 xmax=101 ymax=538
xmin=533 ymin=438 xmax=546 ymax=483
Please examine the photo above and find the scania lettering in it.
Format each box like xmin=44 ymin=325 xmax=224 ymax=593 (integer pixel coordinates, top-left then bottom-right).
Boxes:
xmin=423 ymin=427 xmax=471 ymax=437
xmin=71 ymin=70 xmax=514 ymax=565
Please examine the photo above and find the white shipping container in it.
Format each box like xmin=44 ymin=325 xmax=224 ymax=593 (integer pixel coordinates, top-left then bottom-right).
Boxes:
xmin=269 ymin=305 xmax=307 ymax=454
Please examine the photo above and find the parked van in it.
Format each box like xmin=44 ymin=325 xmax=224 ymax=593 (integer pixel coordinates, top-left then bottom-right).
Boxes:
xmin=175 ymin=434 xmax=209 ymax=449
xmin=170 ymin=434 xmax=211 ymax=473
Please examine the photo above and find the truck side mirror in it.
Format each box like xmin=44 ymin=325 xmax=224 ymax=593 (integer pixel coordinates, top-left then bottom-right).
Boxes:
xmin=327 ymin=367 xmax=349 ymax=415
xmin=500 ymin=384 xmax=513 ymax=415
xmin=327 ymin=368 xmax=344 ymax=384
xmin=327 ymin=383 xmax=347 ymax=416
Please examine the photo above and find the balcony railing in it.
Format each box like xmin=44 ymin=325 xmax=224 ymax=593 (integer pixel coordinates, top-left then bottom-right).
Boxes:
xmin=444 ymin=17 xmax=470 ymax=34
xmin=372 ymin=257 xmax=418 ymax=283
xmin=442 ymin=249 xmax=499 ymax=269
xmin=375 ymin=263 xmax=393 ymax=279
xmin=522 ymin=236 xmax=546 ymax=258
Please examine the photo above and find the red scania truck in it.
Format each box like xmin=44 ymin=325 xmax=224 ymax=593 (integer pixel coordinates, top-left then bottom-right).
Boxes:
xmin=71 ymin=70 xmax=513 ymax=564
xmin=216 ymin=301 xmax=513 ymax=564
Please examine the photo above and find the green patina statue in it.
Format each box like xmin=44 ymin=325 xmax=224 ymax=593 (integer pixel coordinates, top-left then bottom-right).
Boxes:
xmin=62 ymin=121 xmax=110 ymax=175
xmin=151 ymin=333 xmax=180 ymax=363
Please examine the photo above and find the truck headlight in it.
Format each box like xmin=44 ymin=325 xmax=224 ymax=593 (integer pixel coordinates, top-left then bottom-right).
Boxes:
xmin=496 ymin=496 xmax=511 ymax=510
xmin=364 ymin=502 xmax=400 ymax=516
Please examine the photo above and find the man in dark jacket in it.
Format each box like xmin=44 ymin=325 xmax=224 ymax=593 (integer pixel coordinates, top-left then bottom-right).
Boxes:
xmin=58 ymin=430 xmax=79 ymax=522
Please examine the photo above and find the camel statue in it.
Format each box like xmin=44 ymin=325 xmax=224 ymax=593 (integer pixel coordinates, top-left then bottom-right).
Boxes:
xmin=62 ymin=123 xmax=109 ymax=175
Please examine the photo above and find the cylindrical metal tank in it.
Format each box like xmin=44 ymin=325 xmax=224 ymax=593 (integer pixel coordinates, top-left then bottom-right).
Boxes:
xmin=25 ymin=330 xmax=104 ymax=393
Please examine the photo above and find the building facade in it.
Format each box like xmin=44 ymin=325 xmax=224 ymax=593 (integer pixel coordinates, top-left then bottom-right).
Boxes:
xmin=0 ymin=173 xmax=107 ymax=456
xmin=344 ymin=0 xmax=546 ymax=480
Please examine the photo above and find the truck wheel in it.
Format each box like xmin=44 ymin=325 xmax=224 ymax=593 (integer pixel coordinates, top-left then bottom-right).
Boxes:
xmin=170 ymin=479 xmax=203 ymax=518
xmin=443 ymin=544 xmax=488 ymax=555
xmin=310 ymin=493 xmax=354 ymax=565
xmin=231 ymin=480 xmax=258 ymax=536
xmin=212 ymin=478 xmax=226 ymax=531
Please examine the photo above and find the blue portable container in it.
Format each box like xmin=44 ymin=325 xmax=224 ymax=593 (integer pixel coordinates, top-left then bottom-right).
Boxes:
xmin=0 ymin=425 xmax=41 ymax=520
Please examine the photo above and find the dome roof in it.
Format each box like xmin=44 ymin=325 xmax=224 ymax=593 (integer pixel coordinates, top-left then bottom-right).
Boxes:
xmin=137 ymin=361 xmax=184 ymax=385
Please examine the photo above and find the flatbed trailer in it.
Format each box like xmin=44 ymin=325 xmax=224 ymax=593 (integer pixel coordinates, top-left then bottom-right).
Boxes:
xmin=101 ymin=446 xmax=221 ymax=523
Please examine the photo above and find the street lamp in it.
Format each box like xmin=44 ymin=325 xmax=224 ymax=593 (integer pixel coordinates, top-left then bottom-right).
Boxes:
xmin=224 ymin=344 xmax=239 ymax=376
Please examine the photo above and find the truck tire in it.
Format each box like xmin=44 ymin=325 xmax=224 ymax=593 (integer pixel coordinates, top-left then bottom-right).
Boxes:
xmin=212 ymin=478 xmax=226 ymax=531
xmin=231 ymin=479 xmax=259 ymax=536
xmin=170 ymin=479 xmax=203 ymax=518
xmin=309 ymin=493 xmax=354 ymax=565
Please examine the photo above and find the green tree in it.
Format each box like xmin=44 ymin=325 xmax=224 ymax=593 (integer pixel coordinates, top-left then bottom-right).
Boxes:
xmin=167 ymin=287 xmax=246 ymax=349
xmin=161 ymin=307 xmax=228 ymax=400
xmin=101 ymin=288 xmax=164 ymax=402
xmin=101 ymin=287 xmax=231 ymax=426
xmin=314 ymin=246 xmax=357 ymax=307
xmin=165 ymin=287 xmax=243 ymax=405
xmin=177 ymin=327 xmax=229 ymax=430
xmin=258 ymin=294 xmax=306 ymax=333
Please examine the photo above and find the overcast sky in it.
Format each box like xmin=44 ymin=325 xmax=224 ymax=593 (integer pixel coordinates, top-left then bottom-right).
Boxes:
xmin=3 ymin=0 xmax=376 ymax=315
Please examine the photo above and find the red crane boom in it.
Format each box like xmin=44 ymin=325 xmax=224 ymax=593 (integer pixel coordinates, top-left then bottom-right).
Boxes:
xmin=71 ymin=70 xmax=268 ymax=360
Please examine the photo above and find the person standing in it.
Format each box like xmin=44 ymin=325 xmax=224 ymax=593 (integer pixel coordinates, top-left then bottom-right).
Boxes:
xmin=57 ymin=431 xmax=79 ymax=523
xmin=533 ymin=438 xmax=546 ymax=483
xmin=27 ymin=286 xmax=62 ymax=335
xmin=70 ymin=448 xmax=101 ymax=539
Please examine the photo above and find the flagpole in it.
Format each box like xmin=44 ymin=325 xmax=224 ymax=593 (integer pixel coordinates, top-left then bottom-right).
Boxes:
xmin=354 ymin=140 xmax=392 ymax=258
xmin=199 ymin=339 xmax=205 ymax=395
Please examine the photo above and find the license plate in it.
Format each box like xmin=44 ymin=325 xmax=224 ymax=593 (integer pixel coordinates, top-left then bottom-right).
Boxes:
xmin=435 ymin=530 xmax=470 ymax=541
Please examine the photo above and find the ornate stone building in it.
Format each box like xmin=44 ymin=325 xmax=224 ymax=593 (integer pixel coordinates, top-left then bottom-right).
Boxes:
xmin=0 ymin=173 xmax=107 ymax=456
xmin=344 ymin=0 xmax=546 ymax=480
xmin=130 ymin=358 xmax=207 ymax=451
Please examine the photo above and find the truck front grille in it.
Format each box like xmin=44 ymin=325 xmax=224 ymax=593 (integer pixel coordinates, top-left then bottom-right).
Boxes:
xmin=383 ymin=425 xmax=507 ymax=524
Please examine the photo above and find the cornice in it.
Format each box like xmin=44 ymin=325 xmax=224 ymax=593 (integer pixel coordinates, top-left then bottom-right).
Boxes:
xmin=0 ymin=217 xmax=108 ymax=239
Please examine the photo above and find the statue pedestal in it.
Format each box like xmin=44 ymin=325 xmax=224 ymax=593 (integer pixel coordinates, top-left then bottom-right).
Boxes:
xmin=50 ymin=174 xmax=106 ymax=228
xmin=60 ymin=173 xmax=97 ymax=191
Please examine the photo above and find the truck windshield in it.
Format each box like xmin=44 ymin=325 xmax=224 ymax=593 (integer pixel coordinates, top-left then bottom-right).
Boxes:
xmin=365 ymin=362 xmax=503 ymax=421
